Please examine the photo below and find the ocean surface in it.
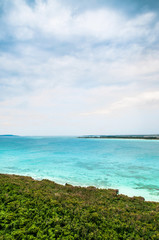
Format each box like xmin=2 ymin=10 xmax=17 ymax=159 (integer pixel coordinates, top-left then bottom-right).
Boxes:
xmin=0 ymin=136 xmax=159 ymax=201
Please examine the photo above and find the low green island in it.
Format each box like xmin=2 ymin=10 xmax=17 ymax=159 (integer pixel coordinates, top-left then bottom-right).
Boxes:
xmin=0 ymin=174 xmax=159 ymax=239
xmin=79 ymin=135 xmax=159 ymax=140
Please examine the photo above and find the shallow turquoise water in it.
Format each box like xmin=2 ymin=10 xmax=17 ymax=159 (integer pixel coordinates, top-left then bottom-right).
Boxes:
xmin=0 ymin=136 xmax=159 ymax=201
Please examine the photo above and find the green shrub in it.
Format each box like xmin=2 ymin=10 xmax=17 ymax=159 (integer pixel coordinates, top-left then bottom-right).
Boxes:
xmin=0 ymin=174 xmax=159 ymax=239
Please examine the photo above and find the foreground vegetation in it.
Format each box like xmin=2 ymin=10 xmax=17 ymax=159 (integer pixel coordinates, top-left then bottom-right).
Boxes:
xmin=0 ymin=174 xmax=159 ymax=239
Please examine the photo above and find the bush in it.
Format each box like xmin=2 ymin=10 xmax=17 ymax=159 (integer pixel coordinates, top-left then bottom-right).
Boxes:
xmin=0 ymin=174 xmax=159 ymax=239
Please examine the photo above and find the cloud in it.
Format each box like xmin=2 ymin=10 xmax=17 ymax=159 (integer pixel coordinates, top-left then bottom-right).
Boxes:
xmin=2 ymin=0 xmax=157 ymax=44
xmin=81 ymin=91 xmax=159 ymax=116
xmin=0 ymin=0 xmax=159 ymax=135
xmin=1 ymin=42 xmax=159 ymax=98
xmin=0 ymin=86 xmax=159 ymax=135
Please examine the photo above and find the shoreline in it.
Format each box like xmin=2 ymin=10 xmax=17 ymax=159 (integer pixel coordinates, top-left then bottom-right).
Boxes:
xmin=79 ymin=135 xmax=159 ymax=140
xmin=1 ymin=170 xmax=159 ymax=202
xmin=1 ymin=172 xmax=159 ymax=203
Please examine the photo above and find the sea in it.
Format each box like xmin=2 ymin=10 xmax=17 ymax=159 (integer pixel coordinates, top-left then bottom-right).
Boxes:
xmin=0 ymin=136 xmax=159 ymax=202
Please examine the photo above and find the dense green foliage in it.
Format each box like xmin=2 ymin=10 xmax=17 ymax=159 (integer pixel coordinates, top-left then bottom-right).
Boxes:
xmin=0 ymin=174 xmax=159 ymax=239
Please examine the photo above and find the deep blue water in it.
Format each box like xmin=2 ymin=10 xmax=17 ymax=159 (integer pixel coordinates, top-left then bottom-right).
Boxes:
xmin=0 ymin=136 xmax=159 ymax=201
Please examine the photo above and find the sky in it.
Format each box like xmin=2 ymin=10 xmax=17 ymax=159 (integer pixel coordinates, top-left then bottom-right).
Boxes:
xmin=0 ymin=0 xmax=159 ymax=136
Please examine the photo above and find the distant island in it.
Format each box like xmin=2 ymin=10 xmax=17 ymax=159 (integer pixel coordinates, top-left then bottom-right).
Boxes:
xmin=0 ymin=135 xmax=18 ymax=137
xmin=79 ymin=135 xmax=159 ymax=140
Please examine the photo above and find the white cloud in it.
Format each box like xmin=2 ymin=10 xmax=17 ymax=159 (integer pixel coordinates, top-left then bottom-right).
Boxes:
xmin=0 ymin=0 xmax=159 ymax=135
xmin=1 ymin=42 xmax=159 ymax=97
xmin=0 ymin=86 xmax=159 ymax=135
xmin=5 ymin=0 xmax=157 ymax=43
xmin=81 ymin=91 xmax=159 ymax=116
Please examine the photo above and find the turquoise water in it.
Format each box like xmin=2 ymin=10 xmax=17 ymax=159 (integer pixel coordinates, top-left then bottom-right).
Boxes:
xmin=0 ymin=136 xmax=159 ymax=201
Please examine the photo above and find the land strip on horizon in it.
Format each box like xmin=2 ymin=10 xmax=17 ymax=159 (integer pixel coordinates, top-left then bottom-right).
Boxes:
xmin=79 ymin=135 xmax=159 ymax=140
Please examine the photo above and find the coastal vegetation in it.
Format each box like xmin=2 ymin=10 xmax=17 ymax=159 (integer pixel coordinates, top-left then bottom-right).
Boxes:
xmin=79 ymin=135 xmax=159 ymax=140
xmin=0 ymin=174 xmax=159 ymax=239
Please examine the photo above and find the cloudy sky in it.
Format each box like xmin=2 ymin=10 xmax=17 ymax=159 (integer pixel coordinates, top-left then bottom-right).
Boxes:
xmin=0 ymin=0 xmax=159 ymax=136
